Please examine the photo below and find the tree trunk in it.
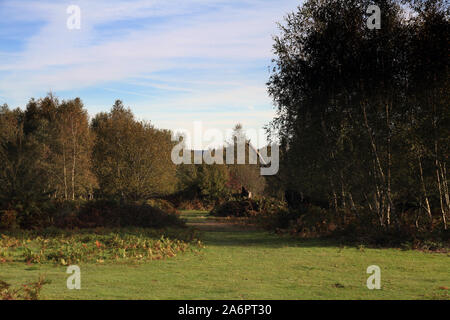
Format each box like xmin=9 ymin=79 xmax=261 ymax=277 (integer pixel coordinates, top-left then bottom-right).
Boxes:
xmin=362 ymin=102 xmax=393 ymax=227
xmin=385 ymin=103 xmax=392 ymax=226
xmin=71 ymin=120 xmax=76 ymax=201
xmin=329 ymin=176 xmax=338 ymax=213
xmin=435 ymin=157 xmax=447 ymax=230
xmin=63 ymin=142 xmax=68 ymax=200
xmin=418 ymin=155 xmax=432 ymax=220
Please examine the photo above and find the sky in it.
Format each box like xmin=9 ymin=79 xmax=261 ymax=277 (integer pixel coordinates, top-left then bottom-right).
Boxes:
xmin=0 ymin=0 xmax=301 ymax=148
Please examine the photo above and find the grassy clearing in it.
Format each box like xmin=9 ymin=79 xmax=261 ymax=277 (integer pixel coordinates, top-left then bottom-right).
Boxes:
xmin=0 ymin=211 xmax=449 ymax=300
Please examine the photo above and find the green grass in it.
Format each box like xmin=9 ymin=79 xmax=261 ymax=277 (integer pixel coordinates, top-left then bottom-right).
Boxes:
xmin=0 ymin=210 xmax=449 ymax=300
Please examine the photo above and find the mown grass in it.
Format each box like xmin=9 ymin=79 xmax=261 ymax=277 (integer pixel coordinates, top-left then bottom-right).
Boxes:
xmin=0 ymin=211 xmax=449 ymax=300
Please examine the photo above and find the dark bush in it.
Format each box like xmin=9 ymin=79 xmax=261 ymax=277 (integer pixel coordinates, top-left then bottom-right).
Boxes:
xmin=177 ymin=199 xmax=214 ymax=211
xmin=211 ymin=199 xmax=258 ymax=217
xmin=0 ymin=200 xmax=185 ymax=230
xmin=264 ymin=204 xmax=450 ymax=250
xmin=164 ymin=188 xmax=216 ymax=211
xmin=0 ymin=210 xmax=18 ymax=229
xmin=146 ymin=199 xmax=179 ymax=215
xmin=61 ymin=200 xmax=185 ymax=229
xmin=3 ymin=202 xmax=48 ymax=229
xmin=50 ymin=200 xmax=84 ymax=229
xmin=0 ymin=276 xmax=50 ymax=300
xmin=210 ymin=198 xmax=286 ymax=218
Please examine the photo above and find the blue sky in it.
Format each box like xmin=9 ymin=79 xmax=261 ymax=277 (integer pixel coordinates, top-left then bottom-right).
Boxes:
xmin=0 ymin=0 xmax=301 ymax=147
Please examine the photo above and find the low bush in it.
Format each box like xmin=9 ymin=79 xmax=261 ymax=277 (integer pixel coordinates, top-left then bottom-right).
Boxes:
xmin=210 ymin=197 xmax=287 ymax=218
xmin=1 ymin=200 xmax=58 ymax=229
xmin=271 ymin=206 xmax=348 ymax=237
xmin=211 ymin=199 xmax=258 ymax=217
xmin=177 ymin=199 xmax=213 ymax=211
xmin=0 ymin=228 xmax=204 ymax=266
xmin=335 ymin=223 xmax=450 ymax=250
xmin=265 ymin=205 xmax=450 ymax=250
xmin=0 ymin=276 xmax=50 ymax=300
xmin=146 ymin=199 xmax=179 ymax=215
xmin=0 ymin=210 xmax=18 ymax=230
xmin=0 ymin=200 xmax=185 ymax=230
xmin=59 ymin=200 xmax=185 ymax=229
xmin=164 ymin=189 xmax=216 ymax=211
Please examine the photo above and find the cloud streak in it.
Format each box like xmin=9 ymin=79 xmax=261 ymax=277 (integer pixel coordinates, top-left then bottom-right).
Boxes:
xmin=0 ymin=0 xmax=301 ymax=145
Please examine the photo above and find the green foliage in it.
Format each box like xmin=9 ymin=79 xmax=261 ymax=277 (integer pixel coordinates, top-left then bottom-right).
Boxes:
xmin=22 ymin=95 xmax=96 ymax=200
xmin=1 ymin=211 xmax=449 ymax=300
xmin=0 ymin=228 xmax=204 ymax=266
xmin=211 ymin=197 xmax=287 ymax=218
xmin=92 ymin=100 xmax=177 ymax=201
xmin=174 ymin=124 xmax=268 ymax=205
xmin=226 ymin=124 xmax=266 ymax=196
xmin=0 ymin=96 xmax=96 ymax=227
xmin=0 ymin=105 xmax=52 ymax=216
xmin=267 ymin=0 xmax=449 ymax=231
xmin=55 ymin=200 xmax=185 ymax=229
xmin=211 ymin=199 xmax=260 ymax=217
xmin=0 ymin=276 xmax=50 ymax=300
xmin=146 ymin=199 xmax=179 ymax=215
xmin=176 ymin=198 xmax=213 ymax=211
xmin=0 ymin=210 xmax=18 ymax=230
xmin=197 ymin=164 xmax=230 ymax=200
xmin=263 ymin=205 xmax=450 ymax=249
xmin=176 ymin=163 xmax=231 ymax=201
xmin=0 ymin=200 xmax=185 ymax=230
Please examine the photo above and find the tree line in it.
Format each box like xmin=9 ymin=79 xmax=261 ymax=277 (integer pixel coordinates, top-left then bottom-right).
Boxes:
xmin=267 ymin=0 xmax=449 ymax=230
xmin=0 ymin=96 xmax=265 ymax=224
xmin=0 ymin=96 xmax=175 ymax=211
xmin=1 ymin=0 xmax=447 ymax=236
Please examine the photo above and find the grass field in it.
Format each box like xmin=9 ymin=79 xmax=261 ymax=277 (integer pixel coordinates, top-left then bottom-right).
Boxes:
xmin=1 ymin=210 xmax=449 ymax=300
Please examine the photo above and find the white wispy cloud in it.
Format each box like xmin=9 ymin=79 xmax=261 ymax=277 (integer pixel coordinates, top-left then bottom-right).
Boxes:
xmin=1 ymin=0 xmax=298 ymax=93
xmin=0 ymin=0 xmax=301 ymax=143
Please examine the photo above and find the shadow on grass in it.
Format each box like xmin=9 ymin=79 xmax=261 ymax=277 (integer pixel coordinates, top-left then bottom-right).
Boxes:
xmin=180 ymin=210 xmax=346 ymax=249
xmin=200 ymin=229 xmax=340 ymax=249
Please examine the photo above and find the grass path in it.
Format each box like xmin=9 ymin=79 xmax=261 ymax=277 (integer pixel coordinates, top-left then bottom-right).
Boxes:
xmin=1 ymin=210 xmax=449 ymax=299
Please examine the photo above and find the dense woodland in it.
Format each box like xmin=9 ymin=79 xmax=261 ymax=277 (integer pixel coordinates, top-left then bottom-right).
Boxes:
xmin=0 ymin=0 xmax=448 ymax=245
xmin=267 ymin=0 xmax=449 ymax=235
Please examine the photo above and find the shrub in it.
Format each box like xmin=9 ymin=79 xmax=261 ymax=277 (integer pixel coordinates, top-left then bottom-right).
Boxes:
xmin=0 ymin=228 xmax=204 ymax=265
xmin=0 ymin=276 xmax=50 ymax=300
xmin=72 ymin=200 xmax=185 ymax=229
xmin=263 ymin=204 xmax=450 ymax=250
xmin=1 ymin=198 xmax=186 ymax=230
xmin=4 ymin=199 xmax=185 ymax=230
xmin=211 ymin=199 xmax=259 ymax=217
xmin=51 ymin=200 xmax=84 ymax=229
xmin=178 ymin=199 xmax=214 ymax=211
xmin=146 ymin=199 xmax=179 ymax=215
xmin=210 ymin=198 xmax=287 ymax=218
xmin=280 ymin=206 xmax=343 ymax=237
xmin=0 ymin=210 xmax=18 ymax=230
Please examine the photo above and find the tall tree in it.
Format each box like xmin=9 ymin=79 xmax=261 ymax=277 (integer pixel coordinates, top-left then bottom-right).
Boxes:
xmin=267 ymin=0 xmax=449 ymax=230
xmin=226 ymin=124 xmax=266 ymax=196
xmin=92 ymin=100 xmax=177 ymax=200
xmin=22 ymin=94 xmax=96 ymax=200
